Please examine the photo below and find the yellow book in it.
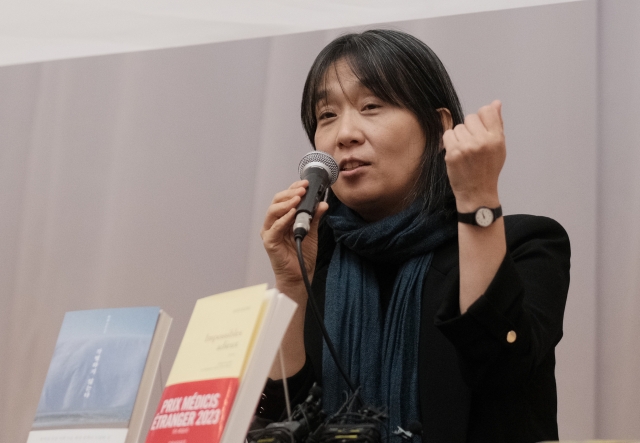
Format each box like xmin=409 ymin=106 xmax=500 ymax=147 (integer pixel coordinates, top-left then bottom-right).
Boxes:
xmin=145 ymin=284 xmax=297 ymax=443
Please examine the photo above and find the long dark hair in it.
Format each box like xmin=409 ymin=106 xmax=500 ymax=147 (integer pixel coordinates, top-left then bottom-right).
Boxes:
xmin=301 ymin=29 xmax=464 ymax=218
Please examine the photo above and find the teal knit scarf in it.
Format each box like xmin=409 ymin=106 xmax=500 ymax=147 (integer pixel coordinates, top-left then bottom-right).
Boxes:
xmin=323 ymin=200 xmax=456 ymax=436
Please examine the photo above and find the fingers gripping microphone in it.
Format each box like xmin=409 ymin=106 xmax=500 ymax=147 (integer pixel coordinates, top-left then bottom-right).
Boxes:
xmin=293 ymin=151 xmax=339 ymax=240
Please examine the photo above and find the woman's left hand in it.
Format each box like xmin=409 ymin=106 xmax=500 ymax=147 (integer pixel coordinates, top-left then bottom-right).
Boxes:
xmin=442 ymin=100 xmax=506 ymax=212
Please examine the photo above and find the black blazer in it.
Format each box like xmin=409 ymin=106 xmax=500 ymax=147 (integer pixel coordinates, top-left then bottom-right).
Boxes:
xmin=261 ymin=214 xmax=570 ymax=443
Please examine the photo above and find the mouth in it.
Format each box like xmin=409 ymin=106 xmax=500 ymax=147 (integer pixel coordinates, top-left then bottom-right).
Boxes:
xmin=339 ymin=159 xmax=370 ymax=172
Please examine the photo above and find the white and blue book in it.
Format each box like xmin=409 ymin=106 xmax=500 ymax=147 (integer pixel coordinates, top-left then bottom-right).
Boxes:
xmin=28 ymin=307 xmax=172 ymax=443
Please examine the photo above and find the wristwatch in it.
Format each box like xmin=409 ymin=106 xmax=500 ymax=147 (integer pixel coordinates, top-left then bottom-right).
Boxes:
xmin=457 ymin=206 xmax=502 ymax=227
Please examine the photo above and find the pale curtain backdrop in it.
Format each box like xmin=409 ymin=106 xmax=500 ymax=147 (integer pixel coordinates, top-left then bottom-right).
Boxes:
xmin=0 ymin=0 xmax=638 ymax=441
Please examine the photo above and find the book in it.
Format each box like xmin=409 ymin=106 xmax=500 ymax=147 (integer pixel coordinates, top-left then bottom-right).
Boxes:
xmin=27 ymin=307 xmax=173 ymax=443
xmin=144 ymin=284 xmax=297 ymax=443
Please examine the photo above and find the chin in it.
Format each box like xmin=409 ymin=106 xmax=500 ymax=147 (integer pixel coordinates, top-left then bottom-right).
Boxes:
xmin=335 ymin=196 xmax=380 ymax=220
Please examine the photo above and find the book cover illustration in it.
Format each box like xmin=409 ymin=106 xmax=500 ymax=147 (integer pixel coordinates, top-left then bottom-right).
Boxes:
xmin=33 ymin=307 xmax=161 ymax=429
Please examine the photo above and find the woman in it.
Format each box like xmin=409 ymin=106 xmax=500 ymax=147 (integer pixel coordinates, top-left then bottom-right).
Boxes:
xmin=259 ymin=29 xmax=570 ymax=443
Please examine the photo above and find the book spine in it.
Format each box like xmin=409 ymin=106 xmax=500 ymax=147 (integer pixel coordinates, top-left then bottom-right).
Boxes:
xmin=145 ymin=378 xmax=238 ymax=443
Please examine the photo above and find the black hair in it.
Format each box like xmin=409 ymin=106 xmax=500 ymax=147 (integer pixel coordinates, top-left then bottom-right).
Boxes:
xmin=301 ymin=29 xmax=464 ymax=218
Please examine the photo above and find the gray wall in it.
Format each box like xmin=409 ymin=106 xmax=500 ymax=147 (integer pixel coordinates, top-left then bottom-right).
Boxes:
xmin=597 ymin=0 xmax=640 ymax=438
xmin=2 ymin=1 xmax=637 ymax=441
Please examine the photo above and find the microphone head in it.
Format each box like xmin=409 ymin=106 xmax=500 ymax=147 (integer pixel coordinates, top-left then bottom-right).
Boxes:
xmin=298 ymin=151 xmax=339 ymax=185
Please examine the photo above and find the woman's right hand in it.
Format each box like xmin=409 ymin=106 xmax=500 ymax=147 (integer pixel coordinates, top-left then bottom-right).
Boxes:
xmin=261 ymin=180 xmax=329 ymax=294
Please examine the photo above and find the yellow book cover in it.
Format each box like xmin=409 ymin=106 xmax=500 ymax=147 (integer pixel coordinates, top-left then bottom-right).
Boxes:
xmin=145 ymin=284 xmax=269 ymax=443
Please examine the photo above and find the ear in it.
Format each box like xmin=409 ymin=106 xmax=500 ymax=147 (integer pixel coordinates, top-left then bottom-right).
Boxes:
xmin=437 ymin=108 xmax=453 ymax=131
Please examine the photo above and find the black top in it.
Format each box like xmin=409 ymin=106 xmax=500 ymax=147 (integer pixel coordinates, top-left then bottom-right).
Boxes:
xmin=258 ymin=214 xmax=571 ymax=443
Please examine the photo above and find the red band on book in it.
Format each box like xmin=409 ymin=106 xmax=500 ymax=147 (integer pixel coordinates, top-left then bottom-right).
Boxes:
xmin=145 ymin=378 xmax=239 ymax=443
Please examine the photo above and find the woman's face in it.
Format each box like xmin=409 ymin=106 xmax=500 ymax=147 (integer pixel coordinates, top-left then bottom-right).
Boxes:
xmin=314 ymin=60 xmax=426 ymax=221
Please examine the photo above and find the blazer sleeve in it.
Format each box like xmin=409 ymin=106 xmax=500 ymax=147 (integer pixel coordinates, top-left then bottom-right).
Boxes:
xmin=434 ymin=215 xmax=571 ymax=392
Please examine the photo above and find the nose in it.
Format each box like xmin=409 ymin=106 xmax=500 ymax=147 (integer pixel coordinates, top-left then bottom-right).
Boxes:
xmin=336 ymin=110 xmax=364 ymax=149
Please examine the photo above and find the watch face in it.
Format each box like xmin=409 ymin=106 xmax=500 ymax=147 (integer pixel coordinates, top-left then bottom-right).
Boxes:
xmin=475 ymin=207 xmax=494 ymax=227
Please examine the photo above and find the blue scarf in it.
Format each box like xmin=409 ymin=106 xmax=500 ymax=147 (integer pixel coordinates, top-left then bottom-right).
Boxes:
xmin=323 ymin=200 xmax=456 ymax=436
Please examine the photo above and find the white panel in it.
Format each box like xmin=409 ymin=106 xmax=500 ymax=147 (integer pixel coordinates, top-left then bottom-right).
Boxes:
xmin=0 ymin=0 xmax=583 ymax=67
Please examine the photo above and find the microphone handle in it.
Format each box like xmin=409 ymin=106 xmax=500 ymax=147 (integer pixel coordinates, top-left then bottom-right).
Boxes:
xmin=293 ymin=169 xmax=328 ymax=239
xmin=297 ymin=169 xmax=328 ymax=215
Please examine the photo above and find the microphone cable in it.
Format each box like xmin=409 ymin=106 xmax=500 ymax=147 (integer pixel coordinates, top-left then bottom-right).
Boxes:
xmin=294 ymin=237 xmax=359 ymax=396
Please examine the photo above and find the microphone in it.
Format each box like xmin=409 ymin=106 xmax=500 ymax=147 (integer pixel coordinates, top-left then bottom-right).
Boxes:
xmin=293 ymin=151 xmax=339 ymax=240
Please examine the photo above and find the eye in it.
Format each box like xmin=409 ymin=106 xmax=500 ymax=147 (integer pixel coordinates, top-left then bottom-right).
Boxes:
xmin=317 ymin=110 xmax=336 ymax=120
xmin=362 ymin=103 xmax=381 ymax=111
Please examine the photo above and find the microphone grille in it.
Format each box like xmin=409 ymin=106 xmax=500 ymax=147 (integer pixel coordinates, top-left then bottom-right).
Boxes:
xmin=298 ymin=151 xmax=339 ymax=184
